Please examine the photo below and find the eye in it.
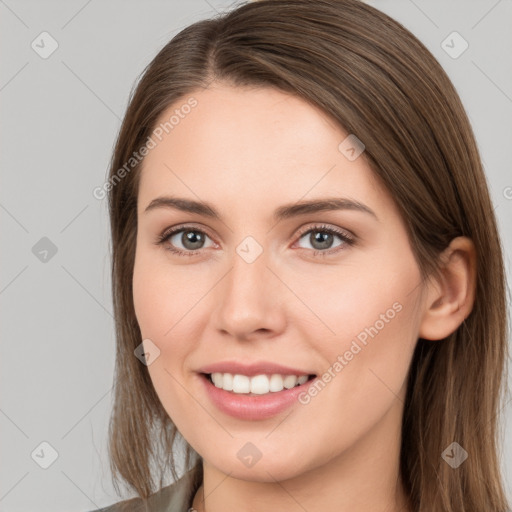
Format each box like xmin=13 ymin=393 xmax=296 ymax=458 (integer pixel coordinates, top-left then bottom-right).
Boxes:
xmin=294 ymin=224 xmax=355 ymax=256
xmin=156 ymin=225 xmax=215 ymax=256
xmin=155 ymin=223 xmax=355 ymax=258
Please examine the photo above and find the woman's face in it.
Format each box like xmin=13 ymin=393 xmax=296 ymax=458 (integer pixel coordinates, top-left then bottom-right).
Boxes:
xmin=133 ymin=83 xmax=426 ymax=482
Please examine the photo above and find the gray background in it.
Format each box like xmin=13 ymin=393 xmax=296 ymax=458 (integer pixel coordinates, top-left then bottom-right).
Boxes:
xmin=1 ymin=0 xmax=511 ymax=510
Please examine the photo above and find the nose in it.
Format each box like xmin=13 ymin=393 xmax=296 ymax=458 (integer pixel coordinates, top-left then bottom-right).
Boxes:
xmin=211 ymin=247 xmax=287 ymax=341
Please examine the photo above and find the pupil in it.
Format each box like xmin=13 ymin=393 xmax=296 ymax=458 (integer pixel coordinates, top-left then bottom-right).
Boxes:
xmin=312 ymin=231 xmax=332 ymax=250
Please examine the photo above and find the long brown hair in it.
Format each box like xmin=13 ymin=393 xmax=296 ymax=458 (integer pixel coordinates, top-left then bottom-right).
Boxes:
xmin=105 ymin=1 xmax=511 ymax=510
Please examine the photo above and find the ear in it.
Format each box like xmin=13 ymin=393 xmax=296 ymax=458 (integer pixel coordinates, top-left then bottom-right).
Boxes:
xmin=419 ymin=236 xmax=477 ymax=341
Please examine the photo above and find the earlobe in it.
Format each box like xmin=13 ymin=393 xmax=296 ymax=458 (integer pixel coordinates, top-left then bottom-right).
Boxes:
xmin=418 ymin=236 xmax=477 ymax=341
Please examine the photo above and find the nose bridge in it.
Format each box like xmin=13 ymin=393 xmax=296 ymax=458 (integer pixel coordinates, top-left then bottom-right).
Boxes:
xmin=212 ymin=240 xmax=285 ymax=338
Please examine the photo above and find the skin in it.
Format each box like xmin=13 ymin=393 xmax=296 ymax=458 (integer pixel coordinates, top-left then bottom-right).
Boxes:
xmin=132 ymin=83 xmax=476 ymax=512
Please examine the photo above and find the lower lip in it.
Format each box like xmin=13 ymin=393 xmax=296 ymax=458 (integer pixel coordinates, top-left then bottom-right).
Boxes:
xmin=199 ymin=373 xmax=316 ymax=421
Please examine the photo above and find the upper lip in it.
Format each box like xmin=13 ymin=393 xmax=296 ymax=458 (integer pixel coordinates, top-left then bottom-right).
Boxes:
xmin=197 ymin=361 xmax=316 ymax=377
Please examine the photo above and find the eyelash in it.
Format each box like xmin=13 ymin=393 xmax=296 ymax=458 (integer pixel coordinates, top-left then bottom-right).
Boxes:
xmin=155 ymin=223 xmax=355 ymax=258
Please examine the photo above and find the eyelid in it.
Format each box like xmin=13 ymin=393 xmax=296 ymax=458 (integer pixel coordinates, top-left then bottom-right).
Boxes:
xmin=294 ymin=223 xmax=355 ymax=242
xmin=159 ymin=222 xmax=218 ymax=243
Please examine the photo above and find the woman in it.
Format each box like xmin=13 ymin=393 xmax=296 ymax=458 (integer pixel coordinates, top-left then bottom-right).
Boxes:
xmin=96 ymin=0 xmax=510 ymax=510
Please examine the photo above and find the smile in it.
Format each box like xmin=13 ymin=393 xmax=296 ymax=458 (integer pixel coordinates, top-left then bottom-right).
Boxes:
xmin=206 ymin=372 xmax=315 ymax=395
xmin=199 ymin=372 xmax=318 ymax=420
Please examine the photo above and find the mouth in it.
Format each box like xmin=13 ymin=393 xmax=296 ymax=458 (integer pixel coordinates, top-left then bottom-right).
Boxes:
xmin=201 ymin=372 xmax=317 ymax=396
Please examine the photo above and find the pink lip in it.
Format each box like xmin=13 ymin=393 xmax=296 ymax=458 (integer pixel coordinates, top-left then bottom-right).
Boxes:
xmin=197 ymin=361 xmax=315 ymax=377
xmin=198 ymin=373 xmax=317 ymax=421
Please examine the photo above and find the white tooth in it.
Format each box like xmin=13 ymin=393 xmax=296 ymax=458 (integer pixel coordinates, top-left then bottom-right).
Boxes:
xmin=297 ymin=375 xmax=308 ymax=385
xmin=283 ymin=375 xmax=298 ymax=389
xmin=211 ymin=372 xmax=223 ymax=388
xmin=269 ymin=374 xmax=284 ymax=392
xmin=232 ymin=374 xmax=251 ymax=393
xmin=214 ymin=373 xmax=308 ymax=394
xmin=222 ymin=373 xmax=233 ymax=391
xmin=250 ymin=374 xmax=270 ymax=394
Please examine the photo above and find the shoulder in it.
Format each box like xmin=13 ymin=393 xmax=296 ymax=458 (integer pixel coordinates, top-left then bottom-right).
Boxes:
xmin=92 ymin=470 xmax=197 ymax=512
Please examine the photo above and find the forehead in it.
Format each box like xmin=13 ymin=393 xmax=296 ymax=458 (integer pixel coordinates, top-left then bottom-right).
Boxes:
xmin=149 ymin=84 xmax=345 ymax=160
xmin=137 ymin=84 xmax=389 ymax=219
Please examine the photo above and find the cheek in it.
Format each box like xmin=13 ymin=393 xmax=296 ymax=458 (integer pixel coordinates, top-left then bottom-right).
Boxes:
xmin=290 ymin=248 xmax=421 ymax=410
xmin=132 ymin=249 xmax=197 ymax=338
xmin=280 ymin=244 xmax=421 ymax=349
xmin=133 ymin=248 xmax=159 ymax=335
xmin=132 ymin=252 xmax=200 ymax=427
xmin=132 ymin=248 xmax=210 ymax=376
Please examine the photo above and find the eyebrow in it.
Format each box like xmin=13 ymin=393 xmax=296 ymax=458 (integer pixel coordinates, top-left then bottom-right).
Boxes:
xmin=143 ymin=196 xmax=378 ymax=221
